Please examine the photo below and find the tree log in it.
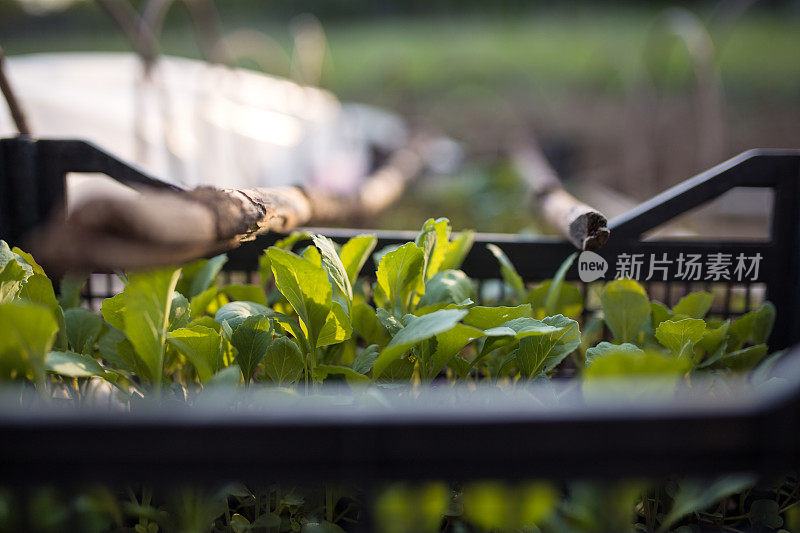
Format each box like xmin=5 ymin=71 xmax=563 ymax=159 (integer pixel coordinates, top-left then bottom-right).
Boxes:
xmin=511 ymin=141 xmax=609 ymax=251
xmin=30 ymin=137 xmax=428 ymax=274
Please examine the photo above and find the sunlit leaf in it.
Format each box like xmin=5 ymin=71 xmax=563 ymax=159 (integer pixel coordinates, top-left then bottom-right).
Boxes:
xmin=672 ymin=291 xmax=713 ymax=319
xmin=100 ymin=292 xmax=126 ymax=331
xmin=0 ymin=259 xmax=28 ymax=303
xmin=0 ymin=302 xmax=58 ymax=381
xmin=584 ymin=341 xmax=643 ymax=365
xmin=340 ymin=234 xmax=378 ymax=285
xmin=463 ymin=304 xmax=531 ymax=330
xmin=46 ymin=350 xmax=106 ymax=378
xmin=655 ymin=318 xmax=705 ymax=354
xmin=190 ymin=286 xmax=219 ymax=318
xmin=317 ymin=301 xmax=352 ymax=347
xmin=122 ymin=267 xmax=182 ymax=385
xmin=268 ymin=247 xmax=332 ymax=348
xmin=375 ymin=242 xmax=423 ymax=316
xmin=169 ymin=292 xmax=191 ymax=331
xmin=313 ymin=233 xmax=352 ymax=302
xmin=415 ymin=217 xmax=451 ymax=280
xmin=583 ymin=350 xmax=691 ymax=402
xmin=373 ymin=309 xmax=467 ymax=378
xmin=601 ymin=279 xmax=651 ymax=344
xmin=439 ymin=230 xmax=475 ymax=271
xmin=214 ymin=301 xmax=273 ymax=331
xmin=167 ymin=325 xmax=222 ymax=382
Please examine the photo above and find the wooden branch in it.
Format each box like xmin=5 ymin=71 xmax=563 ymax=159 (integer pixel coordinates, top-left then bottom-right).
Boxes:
xmin=30 ymin=138 xmax=428 ymax=274
xmin=511 ymin=140 xmax=609 ymax=251
xmin=0 ymin=45 xmax=31 ymax=136
xmin=302 ymin=139 xmax=426 ymax=224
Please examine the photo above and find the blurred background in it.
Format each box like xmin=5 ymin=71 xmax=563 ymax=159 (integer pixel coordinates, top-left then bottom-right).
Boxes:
xmin=1 ymin=0 xmax=798 ymax=235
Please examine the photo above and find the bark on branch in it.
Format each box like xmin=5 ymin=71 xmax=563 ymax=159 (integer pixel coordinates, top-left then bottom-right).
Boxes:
xmin=30 ymin=137 xmax=428 ymax=274
xmin=511 ymin=140 xmax=609 ymax=250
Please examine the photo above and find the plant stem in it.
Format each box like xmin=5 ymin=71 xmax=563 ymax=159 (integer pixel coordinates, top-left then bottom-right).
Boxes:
xmin=326 ymin=486 xmax=334 ymax=522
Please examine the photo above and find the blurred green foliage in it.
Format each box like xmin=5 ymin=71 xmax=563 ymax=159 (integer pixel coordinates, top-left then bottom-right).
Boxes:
xmin=2 ymin=3 xmax=800 ymax=100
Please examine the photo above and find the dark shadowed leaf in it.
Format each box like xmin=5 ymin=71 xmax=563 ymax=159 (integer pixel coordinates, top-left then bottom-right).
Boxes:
xmin=352 ymin=344 xmax=381 ymax=374
xmin=352 ymin=303 xmax=391 ymax=346
xmin=487 ymin=244 xmax=525 ymax=301
xmin=222 ymin=284 xmax=268 ymax=305
xmin=752 ymin=302 xmax=776 ymax=345
xmin=515 ymin=315 xmax=580 ymax=377
xmin=544 ymin=252 xmax=577 ymax=316
xmin=65 ymin=307 xmax=103 ymax=355
xmin=169 ymin=292 xmax=191 ymax=331
xmin=263 ymin=336 xmax=304 ymax=385
xmin=417 ymin=270 xmax=475 ymax=309
xmin=662 ymin=475 xmax=755 ymax=531
xmin=230 ymin=315 xmax=273 ymax=383
xmin=314 ymin=364 xmax=370 ymax=384
xmin=176 ymin=254 xmax=227 ymax=299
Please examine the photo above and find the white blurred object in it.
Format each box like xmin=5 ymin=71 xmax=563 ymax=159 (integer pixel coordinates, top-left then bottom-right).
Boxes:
xmin=0 ymin=52 xmax=408 ymax=194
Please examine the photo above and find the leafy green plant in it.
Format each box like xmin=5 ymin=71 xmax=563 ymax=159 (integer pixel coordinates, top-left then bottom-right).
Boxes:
xmin=0 ymin=218 xmax=794 ymax=532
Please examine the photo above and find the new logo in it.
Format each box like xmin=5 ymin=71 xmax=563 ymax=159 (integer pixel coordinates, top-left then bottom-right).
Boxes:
xmin=578 ymin=251 xmax=608 ymax=282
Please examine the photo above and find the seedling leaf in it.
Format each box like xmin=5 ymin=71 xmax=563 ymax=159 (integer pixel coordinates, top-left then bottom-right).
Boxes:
xmin=601 ymin=279 xmax=651 ymax=344
xmin=268 ymin=247 xmax=332 ymax=348
xmin=168 ymin=325 xmax=222 ymax=382
xmin=373 ymin=309 xmax=467 ymax=377
xmin=340 ymin=234 xmax=378 ymax=285
xmin=122 ymin=267 xmax=182 ymax=385
xmin=46 ymin=350 xmax=106 ymax=378
xmin=263 ymin=336 xmax=304 ymax=385
xmin=487 ymin=244 xmax=525 ymax=301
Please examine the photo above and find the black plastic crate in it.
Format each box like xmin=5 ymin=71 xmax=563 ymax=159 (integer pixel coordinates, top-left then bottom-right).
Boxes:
xmin=1 ymin=137 xmax=800 ymax=487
